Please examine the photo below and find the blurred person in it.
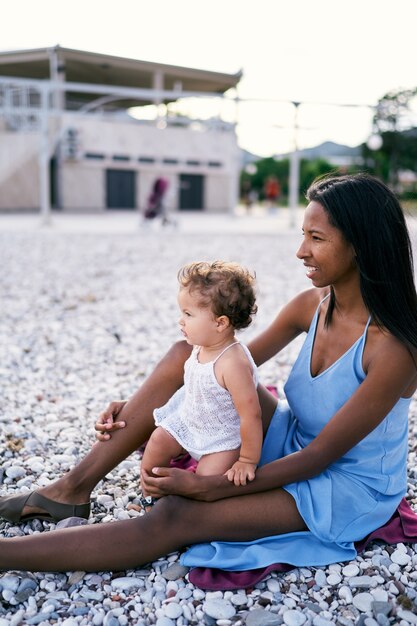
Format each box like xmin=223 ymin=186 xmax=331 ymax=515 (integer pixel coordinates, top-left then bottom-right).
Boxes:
xmin=264 ymin=175 xmax=281 ymax=210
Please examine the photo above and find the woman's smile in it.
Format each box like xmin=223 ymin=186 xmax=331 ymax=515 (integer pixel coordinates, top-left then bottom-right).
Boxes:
xmin=304 ymin=264 xmax=319 ymax=280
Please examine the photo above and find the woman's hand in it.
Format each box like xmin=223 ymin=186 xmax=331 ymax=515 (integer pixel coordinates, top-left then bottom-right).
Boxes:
xmin=141 ymin=467 xmax=221 ymax=502
xmin=95 ymin=401 xmax=127 ymax=441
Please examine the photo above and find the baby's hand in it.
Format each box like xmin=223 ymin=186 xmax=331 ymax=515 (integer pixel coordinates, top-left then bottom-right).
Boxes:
xmin=225 ymin=460 xmax=257 ymax=486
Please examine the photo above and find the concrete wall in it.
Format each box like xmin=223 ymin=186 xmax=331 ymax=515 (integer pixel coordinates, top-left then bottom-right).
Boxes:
xmin=0 ymin=114 xmax=240 ymax=213
xmin=0 ymin=132 xmax=39 ymax=210
xmin=61 ymin=163 xmax=105 ymax=212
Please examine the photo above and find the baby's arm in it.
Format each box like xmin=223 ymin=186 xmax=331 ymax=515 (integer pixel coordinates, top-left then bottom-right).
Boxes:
xmin=219 ymin=353 xmax=263 ymax=485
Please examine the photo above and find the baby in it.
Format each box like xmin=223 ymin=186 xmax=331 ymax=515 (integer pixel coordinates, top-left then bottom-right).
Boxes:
xmin=140 ymin=260 xmax=262 ymax=506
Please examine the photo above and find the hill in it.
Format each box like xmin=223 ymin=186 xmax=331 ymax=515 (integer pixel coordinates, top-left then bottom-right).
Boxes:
xmin=241 ymin=141 xmax=362 ymax=167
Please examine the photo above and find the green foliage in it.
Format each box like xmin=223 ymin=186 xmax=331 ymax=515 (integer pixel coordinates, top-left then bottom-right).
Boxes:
xmin=240 ymin=157 xmax=356 ymax=204
xmin=299 ymin=159 xmax=339 ymax=198
xmin=363 ymin=87 xmax=417 ymax=189
xmin=361 ymin=129 xmax=417 ymax=189
xmin=373 ymin=87 xmax=417 ymax=134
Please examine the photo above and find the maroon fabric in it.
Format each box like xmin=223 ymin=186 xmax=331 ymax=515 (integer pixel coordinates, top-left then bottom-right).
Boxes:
xmin=355 ymin=497 xmax=417 ymax=551
xmin=170 ymin=454 xmax=197 ymax=472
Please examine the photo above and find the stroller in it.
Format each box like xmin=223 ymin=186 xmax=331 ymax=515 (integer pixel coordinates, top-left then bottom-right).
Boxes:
xmin=144 ymin=177 xmax=169 ymax=222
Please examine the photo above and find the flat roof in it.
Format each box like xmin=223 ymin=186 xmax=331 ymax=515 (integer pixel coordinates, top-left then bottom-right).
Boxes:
xmin=0 ymin=46 xmax=242 ymax=107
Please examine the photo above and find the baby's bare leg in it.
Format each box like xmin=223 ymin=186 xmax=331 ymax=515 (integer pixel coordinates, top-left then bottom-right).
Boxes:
xmin=141 ymin=428 xmax=183 ymax=497
xmin=196 ymin=449 xmax=240 ymax=476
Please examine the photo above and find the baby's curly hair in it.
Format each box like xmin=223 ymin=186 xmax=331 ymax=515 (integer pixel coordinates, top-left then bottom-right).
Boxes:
xmin=177 ymin=260 xmax=257 ymax=330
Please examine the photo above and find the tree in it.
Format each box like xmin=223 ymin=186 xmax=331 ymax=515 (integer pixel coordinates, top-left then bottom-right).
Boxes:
xmin=373 ymin=88 xmax=417 ymax=134
xmin=363 ymin=87 xmax=417 ymax=189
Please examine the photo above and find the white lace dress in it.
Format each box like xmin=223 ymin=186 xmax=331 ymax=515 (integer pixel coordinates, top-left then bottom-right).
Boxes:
xmin=154 ymin=342 xmax=258 ymax=460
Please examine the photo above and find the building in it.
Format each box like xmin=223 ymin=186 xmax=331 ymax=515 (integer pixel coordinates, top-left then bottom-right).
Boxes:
xmin=0 ymin=46 xmax=242 ymax=215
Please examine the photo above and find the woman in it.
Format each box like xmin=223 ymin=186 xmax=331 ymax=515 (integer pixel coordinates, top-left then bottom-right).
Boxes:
xmin=0 ymin=173 xmax=416 ymax=574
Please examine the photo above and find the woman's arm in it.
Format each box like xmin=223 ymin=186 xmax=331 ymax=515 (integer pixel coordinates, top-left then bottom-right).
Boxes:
xmin=143 ymin=332 xmax=417 ymax=501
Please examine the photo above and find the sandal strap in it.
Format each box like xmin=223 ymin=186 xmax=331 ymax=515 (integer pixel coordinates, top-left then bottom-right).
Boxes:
xmin=27 ymin=492 xmax=91 ymax=521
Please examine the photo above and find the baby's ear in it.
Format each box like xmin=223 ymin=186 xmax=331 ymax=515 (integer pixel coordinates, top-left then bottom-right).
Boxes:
xmin=216 ymin=315 xmax=230 ymax=331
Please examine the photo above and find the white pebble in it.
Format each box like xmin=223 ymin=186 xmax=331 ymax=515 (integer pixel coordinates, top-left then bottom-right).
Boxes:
xmin=266 ymin=578 xmax=281 ymax=593
xmin=342 ymin=564 xmax=360 ymax=577
xmin=231 ymin=593 xmax=248 ymax=606
xmin=283 ymin=610 xmax=307 ymax=626
xmin=315 ymin=570 xmax=327 ymax=587
xmin=327 ymin=574 xmax=342 ymax=586
xmin=5 ymin=466 xmax=26 ymax=479
xmin=96 ymin=494 xmax=114 ymax=506
xmin=156 ymin=619 xmax=175 ymax=626
xmin=110 ymin=577 xmax=144 ymax=591
xmin=391 ymin=550 xmax=411 ymax=566
xmin=164 ymin=602 xmax=182 ymax=619
xmin=203 ymin=599 xmax=236 ymax=620
xmin=338 ymin=585 xmax=353 ymax=603
xmin=352 ymin=592 xmax=374 ymax=612
xmin=2 ymin=589 xmax=15 ymax=603
xmin=397 ymin=608 xmax=417 ymax=624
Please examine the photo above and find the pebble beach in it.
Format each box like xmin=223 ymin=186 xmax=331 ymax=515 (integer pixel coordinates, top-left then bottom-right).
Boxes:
xmin=1 ymin=211 xmax=417 ymax=626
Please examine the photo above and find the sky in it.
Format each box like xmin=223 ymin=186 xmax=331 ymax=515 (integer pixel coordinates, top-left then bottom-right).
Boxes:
xmin=3 ymin=0 xmax=417 ymax=156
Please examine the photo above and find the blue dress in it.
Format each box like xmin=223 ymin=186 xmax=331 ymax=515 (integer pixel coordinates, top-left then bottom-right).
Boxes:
xmin=181 ymin=300 xmax=411 ymax=571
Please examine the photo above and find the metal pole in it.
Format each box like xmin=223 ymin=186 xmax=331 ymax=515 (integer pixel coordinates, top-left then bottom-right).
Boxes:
xmin=39 ymin=85 xmax=51 ymax=226
xmin=288 ymin=101 xmax=300 ymax=229
xmin=231 ymin=94 xmax=240 ymax=216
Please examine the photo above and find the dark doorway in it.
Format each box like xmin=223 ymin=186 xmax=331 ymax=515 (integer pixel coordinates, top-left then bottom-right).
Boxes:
xmin=106 ymin=169 xmax=136 ymax=209
xmin=50 ymin=157 xmax=59 ymax=209
xmin=179 ymin=174 xmax=204 ymax=211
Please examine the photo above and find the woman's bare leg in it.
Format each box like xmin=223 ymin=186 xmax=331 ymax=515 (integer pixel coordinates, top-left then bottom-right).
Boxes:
xmin=20 ymin=341 xmax=192 ymax=516
xmin=258 ymin=384 xmax=278 ymax=435
xmin=0 ymin=489 xmax=306 ymax=573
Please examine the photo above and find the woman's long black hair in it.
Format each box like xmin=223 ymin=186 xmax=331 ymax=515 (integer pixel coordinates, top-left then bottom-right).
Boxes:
xmin=306 ymin=173 xmax=417 ymax=352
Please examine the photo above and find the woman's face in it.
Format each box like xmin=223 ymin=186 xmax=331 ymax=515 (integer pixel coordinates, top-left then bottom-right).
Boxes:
xmin=296 ymin=201 xmax=357 ymax=289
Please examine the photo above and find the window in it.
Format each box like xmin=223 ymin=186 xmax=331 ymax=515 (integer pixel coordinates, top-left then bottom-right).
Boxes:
xmin=113 ymin=155 xmax=130 ymax=162
xmin=85 ymin=152 xmax=105 ymax=160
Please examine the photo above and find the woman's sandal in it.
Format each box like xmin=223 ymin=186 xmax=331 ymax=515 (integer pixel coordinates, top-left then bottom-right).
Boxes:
xmin=0 ymin=491 xmax=91 ymax=523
